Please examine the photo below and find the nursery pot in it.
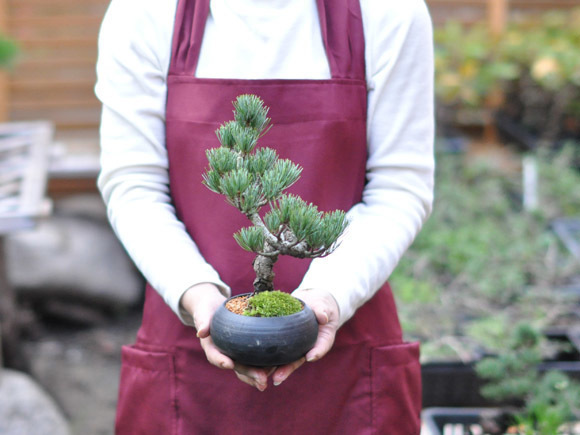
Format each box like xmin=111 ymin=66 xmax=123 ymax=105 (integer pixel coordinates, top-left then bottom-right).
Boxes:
xmin=210 ymin=293 xmax=319 ymax=367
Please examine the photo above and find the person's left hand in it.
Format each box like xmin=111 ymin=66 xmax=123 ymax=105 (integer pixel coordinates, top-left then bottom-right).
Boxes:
xmin=269 ymin=288 xmax=340 ymax=387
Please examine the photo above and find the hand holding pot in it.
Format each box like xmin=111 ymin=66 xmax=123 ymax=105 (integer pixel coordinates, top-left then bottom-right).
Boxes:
xmin=180 ymin=283 xmax=232 ymax=367
xmin=181 ymin=285 xmax=339 ymax=391
xmin=181 ymin=283 xmax=274 ymax=391
xmin=270 ymin=288 xmax=340 ymax=387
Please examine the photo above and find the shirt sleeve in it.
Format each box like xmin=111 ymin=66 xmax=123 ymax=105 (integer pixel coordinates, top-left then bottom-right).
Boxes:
xmin=295 ymin=0 xmax=435 ymax=326
xmin=95 ymin=0 xmax=231 ymax=326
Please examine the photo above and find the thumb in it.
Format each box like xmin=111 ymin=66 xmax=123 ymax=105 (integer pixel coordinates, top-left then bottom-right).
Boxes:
xmin=313 ymin=307 xmax=330 ymax=325
xmin=194 ymin=311 xmax=212 ymax=338
xmin=196 ymin=323 xmax=210 ymax=339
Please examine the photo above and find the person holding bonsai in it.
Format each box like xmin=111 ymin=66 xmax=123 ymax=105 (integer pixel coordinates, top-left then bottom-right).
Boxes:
xmin=96 ymin=0 xmax=434 ymax=433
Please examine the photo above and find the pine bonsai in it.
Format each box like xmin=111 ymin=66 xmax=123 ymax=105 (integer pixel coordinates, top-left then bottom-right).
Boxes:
xmin=203 ymin=94 xmax=348 ymax=308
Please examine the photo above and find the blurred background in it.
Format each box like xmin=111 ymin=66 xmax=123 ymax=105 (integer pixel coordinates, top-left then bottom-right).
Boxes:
xmin=0 ymin=0 xmax=579 ymax=434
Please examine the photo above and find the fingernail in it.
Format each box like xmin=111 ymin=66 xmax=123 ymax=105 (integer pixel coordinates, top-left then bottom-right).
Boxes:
xmin=273 ymin=372 xmax=288 ymax=386
xmin=306 ymin=354 xmax=317 ymax=362
xmin=257 ymin=383 xmax=266 ymax=392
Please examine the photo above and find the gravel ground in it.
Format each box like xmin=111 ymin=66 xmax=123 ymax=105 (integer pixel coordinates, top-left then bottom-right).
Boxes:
xmin=23 ymin=311 xmax=142 ymax=435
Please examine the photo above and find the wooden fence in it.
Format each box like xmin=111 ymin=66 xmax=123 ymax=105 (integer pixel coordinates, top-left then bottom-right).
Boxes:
xmin=0 ymin=0 xmax=109 ymax=146
xmin=427 ymin=0 xmax=580 ymax=25
xmin=0 ymin=0 xmax=579 ymax=148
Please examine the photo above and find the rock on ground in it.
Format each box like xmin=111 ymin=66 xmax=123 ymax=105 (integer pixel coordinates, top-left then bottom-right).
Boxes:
xmin=0 ymin=369 xmax=70 ymax=435
xmin=5 ymin=194 xmax=144 ymax=315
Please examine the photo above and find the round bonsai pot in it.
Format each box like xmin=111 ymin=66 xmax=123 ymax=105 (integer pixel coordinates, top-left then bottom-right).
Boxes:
xmin=210 ymin=293 xmax=319 ymax=367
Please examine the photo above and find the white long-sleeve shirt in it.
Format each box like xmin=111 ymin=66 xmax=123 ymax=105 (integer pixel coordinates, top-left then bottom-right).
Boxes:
xmin=95 ymin=0 xmax=435 ymax=327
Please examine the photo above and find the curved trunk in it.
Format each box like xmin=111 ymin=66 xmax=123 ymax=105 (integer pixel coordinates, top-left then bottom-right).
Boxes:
xmin=252 ymin=247 xmax=277 ymax=293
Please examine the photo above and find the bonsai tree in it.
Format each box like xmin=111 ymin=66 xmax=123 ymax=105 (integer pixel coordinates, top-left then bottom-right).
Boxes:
xmin=203 ymin=94 xmax=348 ymax=306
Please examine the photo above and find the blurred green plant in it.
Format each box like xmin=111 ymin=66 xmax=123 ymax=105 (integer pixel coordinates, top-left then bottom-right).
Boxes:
xmin=476 ymin=323 xmax=580 ymax=434
xmin=436 ymin=9 xmax=580 ymax=106
xmin=435 ymin=21 xmax=519 ymax=108
xmin=0 ymin=34 xmax=18 ymax=68
xmin=391 ymin=148 xmax=580 ymax=362
xmin=435 ymin=8 xmax=580 ymax=146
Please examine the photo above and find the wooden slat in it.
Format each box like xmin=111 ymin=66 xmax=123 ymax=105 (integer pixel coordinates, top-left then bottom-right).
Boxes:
xmin=10 ymin=20 xmax=101 ymax=39
xmin=54 ymin=121 xmax=100 ymax=131
xmin=16 ymin=37 xmax=96 ymax=48
xmin=11 ymin=0 xmax=106 ymax=6
xmin=9 ymin=15 xmax=102 ymax=26
xmin=16 ymin=46 xmax=98 ymax=60
xmin=11 ymin=79 xmax=96 ymax=91
xmin=16 ymin=58 xmax=96 ymax=71
xmin=9 ymin=1 xmax=108 ymax=17
xmin=12 ymin=66 xmax=97 ymax=82
xmin=12 ymin=88 xmax=97 ymax=103
xmin=489 ymin=0 xmax=508 ymax=35
xmin=9 ymin=108 xmax=101 ymax=131
xmin=13 ymin=98 xmax=100 ymax=110
xmin=426 ymin=0 xmax=580 ymax=26
xmin=10 ymin=106 xmax=101 ymax=120
xmin=0 ymin=72 xmax=8 ymax=123
xmin=427 ymin=0 xmax=580 ymax=5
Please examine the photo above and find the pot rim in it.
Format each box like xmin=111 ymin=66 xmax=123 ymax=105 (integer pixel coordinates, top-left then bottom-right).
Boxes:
xmin=223 ymin=292 xmax=311 ymax=319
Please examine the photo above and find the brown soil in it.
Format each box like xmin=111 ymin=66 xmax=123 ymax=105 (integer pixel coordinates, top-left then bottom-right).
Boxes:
xmin=225 ymin=295 xmax=250 ymax=315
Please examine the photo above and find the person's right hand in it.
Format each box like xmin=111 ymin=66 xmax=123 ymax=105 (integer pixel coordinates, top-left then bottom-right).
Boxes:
xmin=180 ymin=284 xmax=274 ymax=391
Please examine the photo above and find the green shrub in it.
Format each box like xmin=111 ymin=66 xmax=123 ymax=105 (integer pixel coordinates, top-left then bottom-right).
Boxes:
xmin=390 ymin=149 xmax=580 ymax=361
xmin=476 ymin=324 xmax=580 ymax=434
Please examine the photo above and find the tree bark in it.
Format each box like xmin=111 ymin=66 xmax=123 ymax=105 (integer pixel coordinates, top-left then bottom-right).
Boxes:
xmin=252 ymin=245 xmax=277 ymax=293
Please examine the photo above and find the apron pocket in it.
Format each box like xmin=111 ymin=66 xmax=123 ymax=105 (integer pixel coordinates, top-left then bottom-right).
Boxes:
xmin=115 ymin=345 xmax=178 ymax=435
xmin=370 ymin=342 xmax=422 ymax=435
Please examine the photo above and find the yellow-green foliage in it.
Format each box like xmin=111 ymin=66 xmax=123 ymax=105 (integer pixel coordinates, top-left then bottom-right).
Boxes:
xmin=244 ymin=291 xmax=302 ymax=317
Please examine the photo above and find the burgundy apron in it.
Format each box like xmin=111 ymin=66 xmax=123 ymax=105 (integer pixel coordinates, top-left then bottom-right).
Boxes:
xmin=115 ymin=0 xmax=422 ymax=433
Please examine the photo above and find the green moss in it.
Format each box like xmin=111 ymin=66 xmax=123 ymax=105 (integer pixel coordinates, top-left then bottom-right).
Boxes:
xmin=243 ymin=291 xmax=302 ymax=317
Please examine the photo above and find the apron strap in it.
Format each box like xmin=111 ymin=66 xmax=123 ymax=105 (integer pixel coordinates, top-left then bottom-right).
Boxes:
xmin=169 ymin=0 xmax=366 ymax=80
xmin=169 ymin=0 xmax=211 ymax=76
xmin=316 ymin=0 xmax=366 ymax=80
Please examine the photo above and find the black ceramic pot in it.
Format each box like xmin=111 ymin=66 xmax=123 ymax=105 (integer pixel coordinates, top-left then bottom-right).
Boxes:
xmin=210 ymin=293 xmax=319 ymax=367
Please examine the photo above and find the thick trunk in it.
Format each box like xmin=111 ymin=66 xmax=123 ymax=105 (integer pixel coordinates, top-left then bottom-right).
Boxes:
xmin=252 ymin=247 xmax=277 ymax=293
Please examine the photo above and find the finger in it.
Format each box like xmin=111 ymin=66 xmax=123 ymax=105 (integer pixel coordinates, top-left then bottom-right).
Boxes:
xmin=234 ymin=364 xmax=271 ymax=391
xmin=293 ymin=290 xmax=336 ymax=326
xmin=234 ymin=371 xmax=265 ymax=391
xmin=312 ymin=307 xmax=329 ymax=325
xmin=193 ymin=303 xmax=220 ymax=339
xmin=195 ymin=323 xmax=211 ymax=339
xmin=272 ymin=357 xmax=306 ymax=386
xmin=306 ymin=325 xmax=336 ymax=362
xmin=234 ymin=371 xmax=270 ymax=392
xmin=199 ymin=336 xmax=235 ymax=370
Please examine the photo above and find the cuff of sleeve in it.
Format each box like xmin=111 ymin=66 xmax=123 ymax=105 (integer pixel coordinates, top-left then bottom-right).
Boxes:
xmin=166 ymin=277 xmax=231 ymax=326
xmin=295 ymin=279 xmax=354 ymax=328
